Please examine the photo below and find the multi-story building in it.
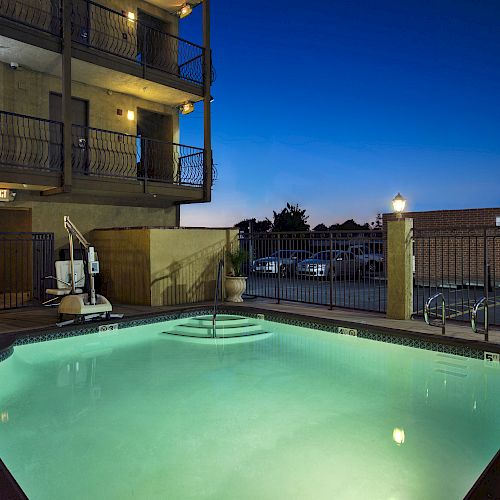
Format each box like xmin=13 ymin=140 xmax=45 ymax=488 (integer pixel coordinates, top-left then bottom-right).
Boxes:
xmin=0 ymin=0 xmax=213 ymax=248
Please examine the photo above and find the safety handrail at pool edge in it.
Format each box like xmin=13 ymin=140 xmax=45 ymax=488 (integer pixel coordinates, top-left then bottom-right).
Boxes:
xmin=212 ymin=259 xmax=224 ymax=338
xmin=471 ymin=297 xmax=489 ymax=342
xmin=424 ymin=293 xmax=446 ymax=335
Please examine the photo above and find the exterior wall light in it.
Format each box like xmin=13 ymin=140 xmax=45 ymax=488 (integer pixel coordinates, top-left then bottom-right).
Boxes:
xmin=127 ymin=110 xmax=135 ymax=121
xmin=392 ymin=193 xmax=407 ymax=219
xmin=179 ymin=3 xmax=192 ymax=18
xmin=179 ymin=101 xmax=194 ymax=115
xmin=126 ymin=11 xmax=135 ymax=21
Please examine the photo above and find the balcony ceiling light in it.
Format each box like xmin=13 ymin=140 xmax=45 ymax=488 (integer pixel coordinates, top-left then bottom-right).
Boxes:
xmin=125 ymin=11 xmax=135 ymax=21
xmin=179 ymin=101 xmax=194 ymax=115
xmin=179 ymin=3 xmax=193 ymax=18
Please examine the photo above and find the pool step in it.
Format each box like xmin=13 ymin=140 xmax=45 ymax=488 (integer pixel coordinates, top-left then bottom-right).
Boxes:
xmin=184 ymin=315 xmax=251 ymax=328
xmin=163 ymin=315 xmax=270 ymax=339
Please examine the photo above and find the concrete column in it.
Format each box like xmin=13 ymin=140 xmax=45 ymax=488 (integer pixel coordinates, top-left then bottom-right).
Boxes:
xmin=387 ymin=218 xmax=413 ymax=320
xmin=61 ymin=0 xmax=72 ymax=191
xmin=202 ymin=0 xmax=212 ymax=201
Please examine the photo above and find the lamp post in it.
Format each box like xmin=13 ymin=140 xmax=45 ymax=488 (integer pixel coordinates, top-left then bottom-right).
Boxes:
xmin=392 ymin=193 xmax=407 ymax=219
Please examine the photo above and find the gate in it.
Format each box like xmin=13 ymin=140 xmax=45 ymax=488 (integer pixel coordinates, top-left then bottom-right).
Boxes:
xmin=413 ymin=227 xmax=500 ymax=326
xmin=239 ymin=231 xmax=386 ymax=313
xmin=0 ymin=232 xmax=54 ymax=309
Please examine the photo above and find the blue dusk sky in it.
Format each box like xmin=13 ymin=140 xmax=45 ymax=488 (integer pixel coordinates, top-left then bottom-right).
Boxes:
xmin=179 ymin=0 xmax=500 ymax=227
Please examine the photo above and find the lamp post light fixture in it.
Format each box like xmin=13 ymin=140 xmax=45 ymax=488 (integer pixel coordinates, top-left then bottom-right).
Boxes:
xmin=392 ymin=193 xmax=407 ymax=219
xmin=179 ymin=3 xmax=192 ymax=18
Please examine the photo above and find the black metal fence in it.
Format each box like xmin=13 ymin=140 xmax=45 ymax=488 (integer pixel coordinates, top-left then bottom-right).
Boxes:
xmin=239 ymin=231 xmax=386 ymax=313
xmin=0 ymin=110 xmax=63 ymax=173
xmin=413 ymin=227 xmax=500 ymax=326
xmin=0 ymin=232 xmax=54 ymax=309
xmin=0 ymin=0 xmax=60 ymax=34
xmin=71 ymin=125 xmax=205 ymax=186
xmin=71 ymin=0 xmax=205 ymax=85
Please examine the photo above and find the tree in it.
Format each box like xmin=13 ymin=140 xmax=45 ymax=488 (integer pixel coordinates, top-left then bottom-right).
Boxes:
xmin=370 ymin=213 xmax=383 ymax=229
xmin=329 ymin=219 xmax=369 ymax=231
xmin=313 ymin=223 xmax=329 ymax=232
xmin=271 ymin=203 xmax=310 ymax=232
xmin=234 ymin=218 xmax=272 ymax=233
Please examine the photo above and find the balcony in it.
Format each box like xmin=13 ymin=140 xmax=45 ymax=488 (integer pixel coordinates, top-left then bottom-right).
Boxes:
xmin=0 ymin=0 xmax=208 ymax=97
xmin=0 ymin=110 xmax=209 ymax=201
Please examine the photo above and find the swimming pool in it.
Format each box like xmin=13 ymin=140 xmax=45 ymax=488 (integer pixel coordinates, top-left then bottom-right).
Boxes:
xmin=0 ymin=313 xmax=499 ymax=499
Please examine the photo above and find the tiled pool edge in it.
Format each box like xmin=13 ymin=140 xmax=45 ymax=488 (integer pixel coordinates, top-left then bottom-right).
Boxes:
xmin=1 ymin=304 xmax=498 ymax=362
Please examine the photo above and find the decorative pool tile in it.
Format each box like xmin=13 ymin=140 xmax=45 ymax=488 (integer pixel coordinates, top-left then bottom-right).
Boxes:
xmin=0 ymin=347 xmax=13 ymax=363
xmin=0 ymin=305 xmax=488 ymax=363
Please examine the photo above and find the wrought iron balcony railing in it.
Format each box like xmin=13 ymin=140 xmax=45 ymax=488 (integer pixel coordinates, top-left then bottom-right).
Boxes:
xmin=0 ymin=0 xmax=210 ymax=86
xmin=0 ymin=111 xmax=209 ymax=188
xmin=71 ymin=124 xmax=206 ymax=186
xmin=0 ymin=110 xmax=63 ymax=173
xmin=71 ymin=0 xmax=205 ymax=85
xmin=0 ymin=0 xmax=61 ymax=35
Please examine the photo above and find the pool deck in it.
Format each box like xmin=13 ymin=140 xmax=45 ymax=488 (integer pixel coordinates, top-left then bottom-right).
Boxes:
xmin=0 ymin=298 xmax=498 ymax=349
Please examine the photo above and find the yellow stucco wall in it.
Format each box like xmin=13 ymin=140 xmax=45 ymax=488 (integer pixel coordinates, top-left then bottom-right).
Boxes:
xmin=0 ymin=202 xmax=177 ymax=251
xmin=91 ymin=227 xmax=238 ymax=306
xmin=0 ymin=63 xmax=179 ymax=142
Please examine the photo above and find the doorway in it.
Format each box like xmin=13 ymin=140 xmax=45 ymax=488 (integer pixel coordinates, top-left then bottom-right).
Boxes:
xmin=137 ymin=11 xmax=176 ymax=74
xmin=137 ymin=109 xmax=174 ymax=182
xmin=49 ymin=93 xmax=89 ymax=174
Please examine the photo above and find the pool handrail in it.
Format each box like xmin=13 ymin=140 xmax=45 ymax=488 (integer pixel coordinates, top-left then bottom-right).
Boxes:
xmin=212 ymin=258 xmax=224 ymax=338
xmin=471 ymin=297 xmax=489 ymax=341
xmin=424 ymin=292 xmax=446 ymax=335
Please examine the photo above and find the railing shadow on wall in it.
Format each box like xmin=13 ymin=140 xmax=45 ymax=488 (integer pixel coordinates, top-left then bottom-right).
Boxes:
xmin=150 ymin=240 xmax=226 ymax=306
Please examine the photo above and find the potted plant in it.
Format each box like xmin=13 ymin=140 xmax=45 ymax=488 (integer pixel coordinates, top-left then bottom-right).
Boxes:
xmin=225 ymin=247 xmax=248 ymax=302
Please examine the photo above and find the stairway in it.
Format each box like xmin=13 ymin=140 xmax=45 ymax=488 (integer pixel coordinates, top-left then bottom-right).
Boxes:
xmin=164 ymin=315 xmax=271 ymax=339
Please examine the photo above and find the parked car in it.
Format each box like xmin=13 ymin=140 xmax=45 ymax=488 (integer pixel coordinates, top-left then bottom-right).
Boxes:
xmin=251 ymin=250 xmax=312 ymax=276
xmin=349 ymin=244 xmax=384 ymax=274
xmin=296 ymin=250 xmax=363 ymax=279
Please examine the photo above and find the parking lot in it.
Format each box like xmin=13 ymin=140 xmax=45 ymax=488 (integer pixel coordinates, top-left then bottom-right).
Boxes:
xmin=246 ymin=274 xmax=500 ymax=326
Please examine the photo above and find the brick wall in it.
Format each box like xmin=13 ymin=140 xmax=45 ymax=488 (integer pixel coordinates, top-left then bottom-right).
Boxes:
xmin=383 ymin=208 xmax=500 ymax=288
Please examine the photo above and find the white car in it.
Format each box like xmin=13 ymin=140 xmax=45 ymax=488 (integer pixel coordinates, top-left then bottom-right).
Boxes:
xmin=296 ymin=250 xmax=362 ymax=279
xmin=349 ymin=243 xmax=384 ymax=273
xmin=251 ymin=250 xmax=312 ymax=276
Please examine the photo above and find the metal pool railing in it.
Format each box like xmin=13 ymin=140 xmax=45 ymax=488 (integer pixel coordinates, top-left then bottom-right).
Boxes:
xmin=413 ymin=227 xmax=500 ymax=326
xmin=239 ymin=230 xmax=386 ymax=313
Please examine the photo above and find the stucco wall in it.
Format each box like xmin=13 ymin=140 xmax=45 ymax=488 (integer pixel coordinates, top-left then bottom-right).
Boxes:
xmin=0 ymin=63 xmax=179 ymax=142
xmin=0 ymin=202 xmax=177 ymax=252
xmin=91 ymin=228 xmax=238 ymax=306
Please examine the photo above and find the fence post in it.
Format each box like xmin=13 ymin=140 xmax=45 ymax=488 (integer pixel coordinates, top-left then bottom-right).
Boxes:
xmin=276 ymin=233 xmax=281 ymax=304
xmin=329 ymin=232 xmax=334 ymax=310
xmin=387 ymin=218 xmax=413 ymax=320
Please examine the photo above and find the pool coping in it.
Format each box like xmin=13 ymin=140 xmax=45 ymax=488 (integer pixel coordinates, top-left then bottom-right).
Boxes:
xmin=1 ymin=303 xmax=500 ymax=498
xmin=2 ymin=303 xmax=499 ymax=362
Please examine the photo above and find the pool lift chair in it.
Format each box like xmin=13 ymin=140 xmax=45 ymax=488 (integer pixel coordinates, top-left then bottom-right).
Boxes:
xmin=56 ymin=216 xmax=122 ymax=327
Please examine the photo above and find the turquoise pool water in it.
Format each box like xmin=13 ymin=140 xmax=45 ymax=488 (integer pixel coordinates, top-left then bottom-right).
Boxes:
xmin=0 ymin=316 xmax=499 ymax=499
